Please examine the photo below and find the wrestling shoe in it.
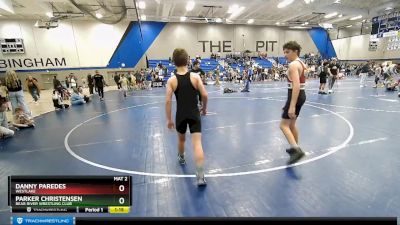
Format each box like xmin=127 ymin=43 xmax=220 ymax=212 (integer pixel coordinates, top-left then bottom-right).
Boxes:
xmin=286 ymin=147 xmax=306 ymax=165
xmin=177 ymin=154 xmax=186 ymax=165
xmin=196 ymin=172 xmax=207 ymax=187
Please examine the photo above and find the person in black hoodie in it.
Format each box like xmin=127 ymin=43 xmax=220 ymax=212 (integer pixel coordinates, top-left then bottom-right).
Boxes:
xmin=114 ymin=73 xmax=121 ymax=89
xmin=93 ymin=70 xmax=106 ymax=101
xmin=87 ymin=74 xmax=94 ymax=95
xmin=318 ymin=62 xmax=329 ymax=94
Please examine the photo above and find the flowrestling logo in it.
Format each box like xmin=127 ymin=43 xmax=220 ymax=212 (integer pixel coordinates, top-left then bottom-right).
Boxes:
xmin=12 ymin=217 xmax=74 ymax=225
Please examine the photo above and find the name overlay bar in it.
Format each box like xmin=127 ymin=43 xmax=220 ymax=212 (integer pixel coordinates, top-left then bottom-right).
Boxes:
xmin=9 ymin=176 xmax=131 ymax=211
xmin=11 ymin=206 xmax=115 ymax=214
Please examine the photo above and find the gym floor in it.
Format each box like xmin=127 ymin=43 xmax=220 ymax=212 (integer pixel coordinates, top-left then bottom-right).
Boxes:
xmin=0 ymin=78 xmax=399 ymax=221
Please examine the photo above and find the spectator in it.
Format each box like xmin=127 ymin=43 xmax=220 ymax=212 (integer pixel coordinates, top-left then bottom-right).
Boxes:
xmin=93 ymin=70 xmax=106 ymax=101
xmin=87 ymin=74 xmax=94 ymax=95
xmin=145 ymin=71 xmax=153 ymax=90
xmin=0 ymin=97 xmax=14 ymax=139
xmin=328 ymin=59 xmax=339 ymax=94
xmin=81 ymin=77 xmax=86 ymax=88
xmin=52 ymin=90 xmax=69 ymax=110
xmin=318 ymin=62 xmax=329 ymax=94
xmin=5 ymin=70 xmax=31 ymax=116
xmin=13 ymin=107 xmax=35 ymax=128
xmin=127 ymin=72 xmax=132 ymax=90
xmin=71 ymin=87 xmax=89 ymax=105
xmin=114 ymin=73 xmax=121 ymax=89
xmin=119 ymin=74 xmax=129 ymax=98
xmin=53 ymin=75 xmax=68 ymax=99
xmin=359 ymin=62 xmax=371 ymax=88
xmin=53 ymin=76 xmax=62 ymax=90
xmin=0 ymin=80 xmax=11 ymax=111
xmin=373 ymin=65 xmax=382 ymax=88
xmin=69 ymin=73 xmax=77 ymax=89
xmin=25 ymin=76 xmax=41 ymax=103
xmin=65 ymin=76 xmax=70 ymax=88
xmin=78 ymin=86 xmax=90 ymax=102
xmin=130 ymin=72 xmax=137 ymax=90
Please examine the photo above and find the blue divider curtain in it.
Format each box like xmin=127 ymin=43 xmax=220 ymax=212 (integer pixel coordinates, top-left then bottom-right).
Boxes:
xmin=308 ymin=27 xmax=337 ymax=59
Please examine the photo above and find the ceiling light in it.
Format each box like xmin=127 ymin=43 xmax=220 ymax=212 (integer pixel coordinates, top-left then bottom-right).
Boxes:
xmin=320 ymin=23 xmax=333 ymax=29
xmin=226 ymin=19 xmax=233 ymax=23
xmin=215 ymin=18 xmax=222 ymax=23
xmin=186 ymin=1 xmax=195 ymax=11
xmin=324 ymin=12 xmax=338 ymax=19
xmin=46 ymin=12 xmax=53 ymax=18
xmin=95 ymin=13 xmax=103 ymax=19
xmin=338 ymin=14 xmax=343 ymax=18
xmin=140 ymin=15 xmax=146 ymax=20
xmin=247 ymin=19 xmax=254 ymax=24
xmin=34 ymin=21 xmax=39 ymax=27
xmin=346 ymin=25 xmax=352 ymax=28
xmin=0 ymin=0 xmax=14 ymax=14
xmin=304 ymin=0 xmax=315 ymax=4
xmin=227 ymin=4 xmax=239 ymax=14
xmin=228 ymin=6 xmax=245 ymax=19
xmin=277 ymin=0 xmax=294 ymax=8
xmin=275 ymin=22 xmax=280 ymax=25
xmin=290 ymin=26 xmax=308 ymax=29
xmin=180 ymin=16 xmax=187 ymax=22
xmin=349 ymin=15 xmax=362 ymax=20
xmin=138 ymin=1 xmax=146 ymax=9
xmin=385 ymin=7 xmax=393 ymax=11
xmin=304 ymin=22 xmax=309 ymax=25
xmin=334 ymin=0 xmax=341 ymax=4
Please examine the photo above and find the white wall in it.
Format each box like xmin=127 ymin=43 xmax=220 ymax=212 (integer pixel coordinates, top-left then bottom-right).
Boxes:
xmin=0 ymin=19 xmax=129 ymax=71
xmin=1 ymin=20 xmax=319 ymax=71
xmin=332 ymin=34 xmax=400 ymax=60
xmin=146 ymin=23 xmax=318 ymax=59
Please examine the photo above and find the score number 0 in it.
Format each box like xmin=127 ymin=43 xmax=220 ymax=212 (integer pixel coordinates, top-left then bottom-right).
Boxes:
xmin=119 ymin=185 xmax=125 ymax=205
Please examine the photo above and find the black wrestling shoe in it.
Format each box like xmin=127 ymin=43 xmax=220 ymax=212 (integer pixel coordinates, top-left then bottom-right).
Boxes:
xmin=286 ymin=147 xmax=306 ymax=165
xmin=177 ymin=153 xmax=186 ymax=165
xmin=196 ymin=172 xmax=207 ymax=187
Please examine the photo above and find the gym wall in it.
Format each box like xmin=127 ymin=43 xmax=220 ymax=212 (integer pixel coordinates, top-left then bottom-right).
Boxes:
xmin=332 ymin=34 xmax=400 ymax=61
xmin=145 ymin=23 xmax=319 ymax=59
xmin=0 ymin=20 xmax=323 ymax=89
xmin=0 ymin=20 xmax=319 ymax=72
xmin=0 ymin=19 xmax=129 ymax=70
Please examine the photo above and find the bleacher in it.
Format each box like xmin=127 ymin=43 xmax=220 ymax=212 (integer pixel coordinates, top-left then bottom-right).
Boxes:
xmin=278 ymin=57 xmax=288 ymax=65
xmin=148 ymin=57 xmax=288 ymax=81
xmin=148 ymin=58 xmax=222 ymax=81
xmin=199 ymin=59 xmax=220 ymax=72
xmin=253 ymin=58 xmax=273 ymax=68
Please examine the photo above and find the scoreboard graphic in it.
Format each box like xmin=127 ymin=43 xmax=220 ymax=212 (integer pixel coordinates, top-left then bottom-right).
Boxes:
xmin=372 ymin=11 xmax=400 ymax=38
xmin=8 ymin=176 xmax=131 ymax=214
xmin=0 ymin=38 xmax=25 ymax=54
